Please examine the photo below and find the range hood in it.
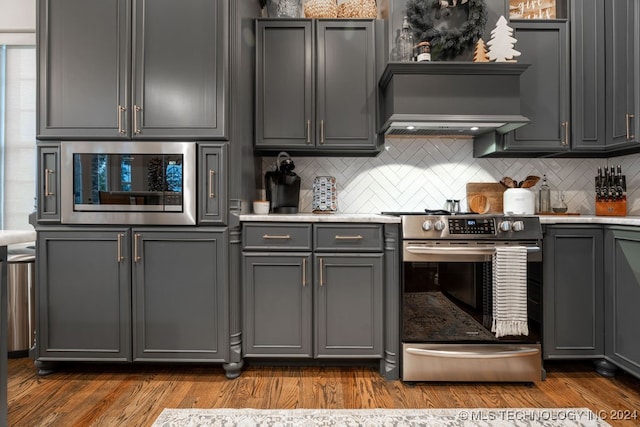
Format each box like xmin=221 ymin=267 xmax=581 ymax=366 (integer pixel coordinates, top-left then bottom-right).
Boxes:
xmin=379 ymin=62 xmax=530 ymax=138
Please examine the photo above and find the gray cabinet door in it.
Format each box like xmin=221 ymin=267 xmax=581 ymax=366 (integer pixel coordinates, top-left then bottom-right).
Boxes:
xmin=605 ymin=0 xmax=638 ymax=148
xmin=316 ymin=20 xmax=376 ymax=151
xmin=132 ymin=0 xmax=228 ymax=139
xmin=38 ymin=0 xmax=227 ymax=140
xmin=242 ymin=253 xmax=313 ymax=357
xmin=132 ymin=229 xmax=228 ymax=361
xmin=571 ymin=0 xmax=638 ymax=153
xmin=255 ymin=20 xmax=313 ymax=149
xmin=37 ymin=0 xmax=130 ymax=139
xmin=502 ymin=21 xmax=570 ymax=154
xmin=604 ymin=228 xmax=640 ymax=378
xmin=198 ymin=144 xmax=228 ymax=224
xmin=542 ymin=226 xmax=604 ymax=359
xmin=314 ymin=253 xmax=383 ymax=357
xmin=37 ymin=144 xmax=60 ymax=223
xmin=36 ymin=229 xmax=132 ymax=361
xmin=255 ymin=19 xmax=377 ymax=153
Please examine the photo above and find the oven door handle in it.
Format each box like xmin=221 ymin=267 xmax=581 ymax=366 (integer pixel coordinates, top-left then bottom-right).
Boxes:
xmin=405 ymin=246 xmax=540 ymax=256
xmin=406 ymin=347 xmax=539 ymax=359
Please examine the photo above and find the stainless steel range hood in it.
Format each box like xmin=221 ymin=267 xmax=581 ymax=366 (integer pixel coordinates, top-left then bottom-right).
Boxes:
xmin=379 ymin=62 xmax=530 ymax=138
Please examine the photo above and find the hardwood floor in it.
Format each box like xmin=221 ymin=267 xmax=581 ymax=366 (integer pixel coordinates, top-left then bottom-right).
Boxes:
xmin=7 ymin=358 xmax=640 ymax=427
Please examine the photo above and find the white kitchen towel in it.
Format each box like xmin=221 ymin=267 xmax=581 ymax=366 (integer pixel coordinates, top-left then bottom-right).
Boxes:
xmin=492 ymin=245 xmax=529 ymax=337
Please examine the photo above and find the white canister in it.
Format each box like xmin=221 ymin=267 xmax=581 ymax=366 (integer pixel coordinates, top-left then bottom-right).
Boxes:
xmin=503 ymin=188 xmax=535 ymax=215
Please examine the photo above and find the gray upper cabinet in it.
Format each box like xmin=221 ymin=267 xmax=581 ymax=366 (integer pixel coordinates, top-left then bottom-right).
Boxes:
xmin=255 ymin=19 xmax=378 ymax=154
xmin=542 ymin=226 xmax=604 ymax=359
xmin=198 ymin=144 xmax=228 ymax=225
xmin=38 ymin=0 xmax=228 ymax=140
xmin=604 ymin=228 xmax=640 ymax=379
xmin=501 ymin=21 xmax=570 ymax=155
xmin=570 ymin=0 xmax=639 ymax=154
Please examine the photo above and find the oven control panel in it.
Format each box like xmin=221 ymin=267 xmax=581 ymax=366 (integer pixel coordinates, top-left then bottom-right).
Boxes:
xmin=402 ymin=214 xmax=543 ymax=240
xmin=448 ymin=217 xmax=495 ymax=235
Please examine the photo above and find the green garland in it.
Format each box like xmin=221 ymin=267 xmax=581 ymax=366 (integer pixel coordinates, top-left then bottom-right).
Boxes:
xmin=406 ymin=0 xmax=488 ymax=60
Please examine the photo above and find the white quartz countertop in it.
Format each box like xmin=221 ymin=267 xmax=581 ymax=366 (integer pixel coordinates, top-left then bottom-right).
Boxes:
xmin=239 ymin=213 xmax=401 ymax=223
xmin=0 ymin=230 xmax=36 ymax=247
xmin=240 ymin=213 xmax=640 ymax=227
xmin=539 ymin=215 xmax=640 ymax=226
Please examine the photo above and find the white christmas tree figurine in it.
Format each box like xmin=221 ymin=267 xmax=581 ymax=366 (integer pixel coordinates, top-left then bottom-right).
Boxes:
xmin=487 ymin=15 xmax=521 ymax=62
xmin=473 ymin=38 xmax=489 ymax=62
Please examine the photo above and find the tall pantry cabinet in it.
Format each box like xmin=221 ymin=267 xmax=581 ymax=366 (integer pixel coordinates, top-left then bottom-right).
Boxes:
xmin=34 ymin=0 xmax=261 ymax=379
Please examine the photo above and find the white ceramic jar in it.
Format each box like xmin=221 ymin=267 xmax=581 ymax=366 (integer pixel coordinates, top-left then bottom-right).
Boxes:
xmin=503 ymin=188 xmax=535 ymax=215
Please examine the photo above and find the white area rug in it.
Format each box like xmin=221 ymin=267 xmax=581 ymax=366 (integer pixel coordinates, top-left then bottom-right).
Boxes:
xmin=151 ymin=408 xmax=611 ymax=426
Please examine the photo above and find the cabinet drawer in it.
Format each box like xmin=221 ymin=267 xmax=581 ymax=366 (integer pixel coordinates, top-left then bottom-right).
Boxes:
xmin=314 ymin=224 xmax=383 ymax=252
xmin=243 ymin=223 xmax=312 ymax=250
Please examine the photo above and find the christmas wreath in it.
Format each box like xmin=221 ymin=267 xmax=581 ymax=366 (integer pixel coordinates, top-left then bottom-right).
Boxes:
xmin=406 ymin=0 xmax=488 ymax=60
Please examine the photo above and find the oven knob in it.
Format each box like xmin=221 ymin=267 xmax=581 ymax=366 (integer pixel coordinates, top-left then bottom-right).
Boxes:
xmin=499 ymin=220 xmax=512 ymax=232
xmin=512 ymin=220 xmax=525 ymax=232
xmin=422 ymin=220 xmax=433 ymax=231
xmin=434 ymin=220 xmax=446 ymax=231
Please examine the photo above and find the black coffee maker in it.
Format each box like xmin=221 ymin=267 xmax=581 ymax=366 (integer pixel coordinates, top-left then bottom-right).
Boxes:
xmin=265 ymin=152 xmax=301 ymax=214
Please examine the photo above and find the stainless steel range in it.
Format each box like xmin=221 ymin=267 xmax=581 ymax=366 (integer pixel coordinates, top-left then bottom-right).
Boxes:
xmin=392 ymin=212 xmax=544 ymax=383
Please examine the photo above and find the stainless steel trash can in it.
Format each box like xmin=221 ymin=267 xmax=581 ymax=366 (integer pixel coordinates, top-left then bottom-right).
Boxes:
xmin=7 ymin=252 xmax=36 ymax=357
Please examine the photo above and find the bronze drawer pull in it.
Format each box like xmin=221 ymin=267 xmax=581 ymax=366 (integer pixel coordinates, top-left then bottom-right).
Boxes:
xmin=262 ymin=234 xmax=291 ymax=240
xmin=334 ymin=235 xmax=364 ymax=240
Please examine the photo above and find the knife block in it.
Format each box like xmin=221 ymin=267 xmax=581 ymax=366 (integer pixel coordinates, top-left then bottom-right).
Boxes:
xmin=595 ymin=199 xmax=627 ymax=216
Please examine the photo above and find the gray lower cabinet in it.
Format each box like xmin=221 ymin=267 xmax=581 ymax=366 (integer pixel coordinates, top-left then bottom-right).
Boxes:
xmin=542 ymin=226 xmax=604 ymax=359
xmin=314 ymin=253 xmax=383 ymax=357
xmin=38 ymin=0 xmax=228 ymax=140
xmin=242 ymin=223 xmax=383 ymax=359
xmin=255 ymin=19 xmax=378 ymax=154
xmin=36 ymin=228 xmax=228 ymax=365
xmin=604 ymin=227 xmax=640 ymax=379
xmin=243 ymin=253 xmax=313 ymax=357
xmin=37 ymin=229 xmax=132 ymax=361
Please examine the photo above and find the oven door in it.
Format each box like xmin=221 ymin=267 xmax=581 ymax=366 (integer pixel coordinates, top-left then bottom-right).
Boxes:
xmin=401 ymin=239 xmax=543 ymax=382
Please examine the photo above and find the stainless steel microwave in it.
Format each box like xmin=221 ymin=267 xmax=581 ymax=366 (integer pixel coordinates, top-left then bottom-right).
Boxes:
xmin=60 ymin=141 xmax=196 ymax=225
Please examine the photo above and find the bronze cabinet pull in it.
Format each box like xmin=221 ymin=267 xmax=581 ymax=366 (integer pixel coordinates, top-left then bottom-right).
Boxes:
xmin=306 ymin=120 xmax=312 ymax=144
xmin=208 ymin=170 xmax=216 ymax=198
xmin=117 ymin=233 xmax=125 ymax=262
xmin=44 ymin=169 xmax=54 ymax=196
xmin=302 ymin=257 xmax=307 ymax=287
xmin=334 ymin=235 xmax=363 ymax=240
xmin=134 ymin=105 xmax=142 ymax=134
xmin=134 ymin=233 xmax=141 ymax=262
xmin=117 ymin=105 xmax=127 ymax=134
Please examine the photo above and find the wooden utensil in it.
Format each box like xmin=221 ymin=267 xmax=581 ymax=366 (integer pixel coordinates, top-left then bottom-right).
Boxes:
xmin=500 ymin=177 xmax=516 ymax=188
xmin=469 ymin=195 xmax=490 ymax=214
xmin=520 ymin=176 xmax=540 ymax=188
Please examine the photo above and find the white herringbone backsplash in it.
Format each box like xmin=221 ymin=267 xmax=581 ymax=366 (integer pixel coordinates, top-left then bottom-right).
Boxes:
xmin=261 ymin=138 xmax=640 ymax=215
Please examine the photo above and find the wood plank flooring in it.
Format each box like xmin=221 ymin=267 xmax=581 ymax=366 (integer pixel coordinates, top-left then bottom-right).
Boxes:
xmin=7 ymin=358 xmax=640 ymax=427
